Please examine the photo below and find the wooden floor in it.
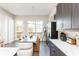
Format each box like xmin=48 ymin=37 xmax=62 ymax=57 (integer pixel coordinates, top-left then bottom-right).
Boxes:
xmin=34 ymin=41 xmax=50 ymax=56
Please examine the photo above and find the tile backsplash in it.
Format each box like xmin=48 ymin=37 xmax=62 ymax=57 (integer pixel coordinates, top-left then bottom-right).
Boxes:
xmin=65 ymin=31 xmax=79 ymax=38
xmin=58 ymin=30 xmax=79 ymax=40
xmin=58 ymin=30 xmax=79 ymax=45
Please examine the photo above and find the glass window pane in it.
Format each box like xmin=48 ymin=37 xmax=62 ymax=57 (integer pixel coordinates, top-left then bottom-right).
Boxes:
xmin=27 ymin=21 xmax=43 ymax=33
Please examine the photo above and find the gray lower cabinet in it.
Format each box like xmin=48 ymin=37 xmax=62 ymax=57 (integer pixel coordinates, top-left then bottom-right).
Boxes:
xmin=48 ymin=41 xmax=66 ymax=56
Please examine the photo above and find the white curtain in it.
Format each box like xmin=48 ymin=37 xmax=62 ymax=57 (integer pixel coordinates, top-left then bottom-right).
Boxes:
xmin=0 ymin=14 xmax=14 ymax=44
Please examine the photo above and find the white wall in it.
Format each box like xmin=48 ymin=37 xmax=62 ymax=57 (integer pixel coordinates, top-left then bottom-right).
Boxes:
xmin=0 ymin=7 xmax=15 ymax=44
xmin=48 ymin=6 xmax=56 ymax=22
xmin=46 ymin=6 xmax=57 ymax=39
xmin=15 ymin=15 xmax=49 ymax=41
xmin=0 ymin=7 xmax=15 ymax=19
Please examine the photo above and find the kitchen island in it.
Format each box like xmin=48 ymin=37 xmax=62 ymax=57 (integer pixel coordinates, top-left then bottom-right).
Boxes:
xmin=0 ymin=47 xmax=19 ymax=56
xmin=49 ymin=39 xmax=79 ymax=56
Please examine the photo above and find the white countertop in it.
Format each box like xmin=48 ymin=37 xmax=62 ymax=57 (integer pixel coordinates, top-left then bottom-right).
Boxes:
xmin=50 ymin=39 xmax=79 ymax=56
xmin=0 ymin=47 xmax=19 ymax=56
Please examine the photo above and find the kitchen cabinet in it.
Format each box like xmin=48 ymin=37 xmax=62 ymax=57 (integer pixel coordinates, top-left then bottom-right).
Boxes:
xmin=48 ymin=41 xmax=66 ymax=56
xmin=0 ymin=48 xmax=19 ymax=56
xmin=49 ymin=41 xmax=56 ymax=56
xmin=56 ymin=3 xmax=79 ymax=30
xmin=56 ymin=3 xmax=72 ymax=30
xmin=56 ymin=4 xmax=63 ymax=30
xmin=62 ymin=3 xmax=72 ymax=29
xmin=72 ymin=4 xmax=79 ymax=29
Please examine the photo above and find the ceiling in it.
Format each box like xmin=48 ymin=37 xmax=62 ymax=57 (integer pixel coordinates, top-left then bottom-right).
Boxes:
xmin=0 ymin=3 xmax=57 ymax=16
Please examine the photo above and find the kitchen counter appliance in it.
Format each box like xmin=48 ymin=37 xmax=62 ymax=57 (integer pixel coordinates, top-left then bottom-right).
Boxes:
xmin=60 ymin=32 xmax=67 ymax=41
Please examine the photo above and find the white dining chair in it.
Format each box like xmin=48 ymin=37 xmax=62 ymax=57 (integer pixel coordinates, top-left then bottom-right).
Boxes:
xmin=17 ymin=42 xmax=33 ymax=56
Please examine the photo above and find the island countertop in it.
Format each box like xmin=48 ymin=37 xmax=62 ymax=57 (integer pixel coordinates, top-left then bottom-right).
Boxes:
xmin=0 ymin=47 xmax=19 ymax=56
xmin=50 ymin=39 xmax=79 ymax=56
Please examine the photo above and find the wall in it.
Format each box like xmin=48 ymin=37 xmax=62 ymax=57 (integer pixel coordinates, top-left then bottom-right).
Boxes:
xmin=15 ymin=15 xmax=49 ymax=41
xmin=64 ymin=30 xmax=79 ymax=39
xmin=48 ymin=6 xmax=56 ymax=22
xmin=0 ymin=7 xmax=15 ymax=19
xmin=0 ymin=7 xmax=15 ymax=44
xmin=46 ymin=6 xmax=57 ymax=39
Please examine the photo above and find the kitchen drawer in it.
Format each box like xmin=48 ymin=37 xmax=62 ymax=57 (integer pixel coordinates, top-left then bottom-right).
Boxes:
xmin=49 ymin=41 xmax=56 ymax=56
xmin=49 ymin=40 xmax=66 ymax=56
xmin=55 ymin=46 xmax=66 ymax=56
xmin=50 ymin=45 xmax=56 ymax=56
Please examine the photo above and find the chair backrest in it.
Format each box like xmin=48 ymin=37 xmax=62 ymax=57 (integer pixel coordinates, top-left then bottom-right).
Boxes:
xmin=35 ymin=35 xmax=40 ymax=48
xmin=36 ymin=36 xmax=40 ymax=45
xmin=17 ymin=43 xmax=33 ymax=49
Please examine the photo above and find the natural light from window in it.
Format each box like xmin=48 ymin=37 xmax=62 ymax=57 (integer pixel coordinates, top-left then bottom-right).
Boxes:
xmin=27 ymin=21 xmax=43 ymax=33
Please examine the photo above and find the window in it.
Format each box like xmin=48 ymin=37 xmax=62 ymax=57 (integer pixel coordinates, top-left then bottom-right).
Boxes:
xmin=36 ymin=21 xmax=43 ymax=32
xmin=27 ymin=21 xmax=43 ymax=33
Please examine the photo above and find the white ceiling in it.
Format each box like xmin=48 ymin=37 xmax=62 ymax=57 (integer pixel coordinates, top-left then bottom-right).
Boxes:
xmin=0 ymin=3 xmax=57 ymax=16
